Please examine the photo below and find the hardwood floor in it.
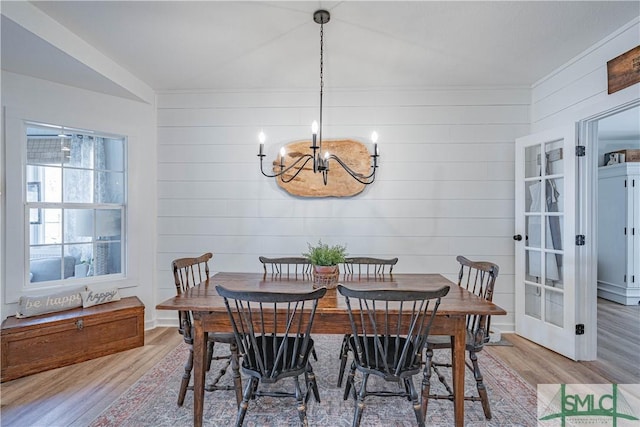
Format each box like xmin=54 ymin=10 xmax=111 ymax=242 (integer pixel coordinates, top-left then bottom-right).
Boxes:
xmin=486 ymin=298 xmax=640 ymax=386
xmin=1 ymin=300 xmax=637 ymax=426
xmin=1 ymin=328 xmax=182 ymax=427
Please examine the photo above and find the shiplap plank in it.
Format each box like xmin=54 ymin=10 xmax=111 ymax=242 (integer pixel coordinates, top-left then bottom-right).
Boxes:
xmin=157 ymin=87 xmax=530 ymax=109
xmin=158 ymin=105 xmax=529 ymax=127
xmin=531 ymin=68 xmax=604 ymax=128
xmin=157 ymin=123 xmax=529 ymax=145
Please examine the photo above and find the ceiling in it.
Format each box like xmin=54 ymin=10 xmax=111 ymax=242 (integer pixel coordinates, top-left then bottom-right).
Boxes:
xmin=2 ymin=1 xmax=639 ymax=94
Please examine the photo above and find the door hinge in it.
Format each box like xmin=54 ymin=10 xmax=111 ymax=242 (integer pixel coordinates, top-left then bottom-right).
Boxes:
xmin=575 ymin=146 xmax=586 ymax=157
xmin=576 ymin=324 xmax=585 ymax=335
xmin=575 ymin=235 xmax=585 ymax=245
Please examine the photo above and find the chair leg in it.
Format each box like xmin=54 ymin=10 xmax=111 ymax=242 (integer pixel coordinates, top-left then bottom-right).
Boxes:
xmin=206 ymin=340 xmax=215 ymax=371
xmin=294 ymin=376 xmax=309 ymax=427
xmin=178 ymin=346 xmax=193 ymax=406
xmin=420 ymin=348 xmax=433 ymax=419
xmin=230 ymin=342 xmax=243 ymax=409
xmin=407 ymin=377 xmax=425 ymax=427
xmin=343 ymin=361 xmax=357 ymax=401
xmin=352 ymin=373 xmax=369 ymax=427
xmin=236 ymin=377 xmax=257 ymax=427
xmin=337 ymin=334 xmax=350 ymax=387
xmin=305 ymin=363 xmax=321 ymax=403
xmin=470 ymin=350 xmax=492 ymax=420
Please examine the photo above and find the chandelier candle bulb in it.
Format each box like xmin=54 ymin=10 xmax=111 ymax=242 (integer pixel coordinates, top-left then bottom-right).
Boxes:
xmin=258 ymin=131 xmax=265 ymax=156
xmin=311 ymin=121 xmax=318 ymax=149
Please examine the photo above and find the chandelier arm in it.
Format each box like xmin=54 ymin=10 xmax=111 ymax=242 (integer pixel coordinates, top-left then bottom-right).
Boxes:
xmin=327 ymin=154 xmax=377 ymax=185
xmin=279 ymin=156 xmax=315 ymax=183
xmin=259 ymin=154 xmax=314 ymax=178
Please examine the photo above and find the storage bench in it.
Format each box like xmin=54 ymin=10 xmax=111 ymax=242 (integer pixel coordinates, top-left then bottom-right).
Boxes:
xmin=1 ymin=296 xmax=144 ymax=382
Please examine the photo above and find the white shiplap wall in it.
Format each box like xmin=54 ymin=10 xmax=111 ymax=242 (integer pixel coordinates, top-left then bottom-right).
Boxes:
xmin=531 ymin=18 xmax=640 ymax=131
xmin=156 ymin=87 xmax=530 ymax=330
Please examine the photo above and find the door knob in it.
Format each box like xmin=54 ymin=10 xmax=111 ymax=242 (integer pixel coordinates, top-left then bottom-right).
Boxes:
xmin=513 ymin=234 xmax=523 ymax=241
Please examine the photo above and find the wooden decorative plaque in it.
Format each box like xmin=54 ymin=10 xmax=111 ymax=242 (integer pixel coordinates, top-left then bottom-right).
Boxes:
xmin=273 ymin=139 xmax=371 ymax=197
xmin=607 ymin=45 xmax=640 ymax=94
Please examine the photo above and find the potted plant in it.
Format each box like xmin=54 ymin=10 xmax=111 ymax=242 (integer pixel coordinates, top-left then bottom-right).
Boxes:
xmin=303 ymin=240 xmax=347 ymax=288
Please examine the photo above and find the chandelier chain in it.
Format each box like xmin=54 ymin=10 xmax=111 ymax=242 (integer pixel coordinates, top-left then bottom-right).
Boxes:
xmin=319 ymin=21 xmax=324 ymax=148
xmin=320 ymin=22 xmax=324 ymax=91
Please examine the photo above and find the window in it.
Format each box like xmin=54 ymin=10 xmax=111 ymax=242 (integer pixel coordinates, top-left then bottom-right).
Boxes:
xmin=25 ymin=123 xmax=126 ymax=285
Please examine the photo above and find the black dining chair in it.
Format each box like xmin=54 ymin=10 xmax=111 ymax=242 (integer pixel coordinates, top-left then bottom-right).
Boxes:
xmin=259 ymin=256 xmax=312 ymax=280
xmin=216 ymin=284 xmax=327 ymax=427
xmin=172 ymin=253 xmax=242 ymax=408
xmin=337 ymin=257 xmax=399 ymax=387
xmin=338 ymin=283 xmax=450 ymax=427
xmin=421 ymin=255 xmax=499 ymax=420
xmin=342 ymin=256 xmax=398 ymax=278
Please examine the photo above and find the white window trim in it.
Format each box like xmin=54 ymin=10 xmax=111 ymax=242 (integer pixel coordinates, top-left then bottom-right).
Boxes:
xmin=4 ymin=108 xmax=134 ymax=303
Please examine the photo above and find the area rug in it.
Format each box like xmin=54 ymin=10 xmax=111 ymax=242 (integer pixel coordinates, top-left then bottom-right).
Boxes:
xmin=90 ymin=335 xmax=536 ymax=426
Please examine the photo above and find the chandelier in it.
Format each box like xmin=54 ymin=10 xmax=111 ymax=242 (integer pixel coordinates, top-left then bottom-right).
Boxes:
xmin=257 ymin=9 xmax=379 ymax=186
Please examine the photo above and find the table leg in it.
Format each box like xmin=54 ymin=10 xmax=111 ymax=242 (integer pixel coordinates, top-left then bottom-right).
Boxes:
xmin=452 ymin=316 xmax=465 ymax=427
xmin=193 ymin=313 xmax=207 ymax=427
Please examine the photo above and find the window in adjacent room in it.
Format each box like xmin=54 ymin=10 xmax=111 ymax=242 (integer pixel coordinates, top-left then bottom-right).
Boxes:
xmin=26 ymin=123 xmax=126 ymax=285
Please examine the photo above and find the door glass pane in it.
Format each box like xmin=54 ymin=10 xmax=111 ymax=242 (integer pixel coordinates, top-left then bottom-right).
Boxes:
xmin=526 ymin=216 xmax=541 ymax=249
xmin=545 ymin=178 xmax=564 ymax=213
xmin=545 ymin=290 xmax=564 ymax=327
xmin=525 ymin=249 xmax=541 ymax=283
xmin=546 ymin=253 xmax=563 ymax=289
xmin=544 ymin=140 xmax=563 ymax=175
xmin=526 ymin=180 xmax=542 ymax=213
xmin=545 ymin=216 xmax=563 ymax=250
xmin=525 ymin=283 xmax=541 ymax=319
xmin=525 ymin=145 xmax=541 ymax=178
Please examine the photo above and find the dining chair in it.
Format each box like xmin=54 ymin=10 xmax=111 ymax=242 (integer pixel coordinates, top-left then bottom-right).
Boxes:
xmin=337 ymin=256 xmax=399 ymax=387
xmin=259 ymin=256 xmax=312 ymax=280
xmin=216 ymin=284 xmax=327 ymax=427
xmin=172 ymin=253 xmax=242 ymax=408
xmin=338 ymin=283 xmax=450 ymax=427
xmin=342 ymin=256 xmax=398 ymax=278
xmin=421 ymin=255 xmax=499 ymax=420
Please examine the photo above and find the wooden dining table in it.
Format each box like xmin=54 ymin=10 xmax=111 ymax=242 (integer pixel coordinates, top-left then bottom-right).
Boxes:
xmin=156 ymin=272 xmax=506 ymax=427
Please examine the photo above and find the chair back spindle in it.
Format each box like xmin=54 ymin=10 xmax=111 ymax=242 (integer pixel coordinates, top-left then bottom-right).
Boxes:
xmin=343 ymin=257 xmax=398 ymax=279
xmin=456 ymin=255 xmax=499 ymax=347
xmin=339 ymin=286 xmax=449 ymax=379
xmin=217 ymin=286 xmax=326 ymax=383
xmin=259 ymin=256 xmax=312 ymax=280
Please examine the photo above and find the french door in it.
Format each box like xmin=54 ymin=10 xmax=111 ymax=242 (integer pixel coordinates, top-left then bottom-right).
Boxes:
xmin=514 ymin=126 xmax=578 ymax=360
